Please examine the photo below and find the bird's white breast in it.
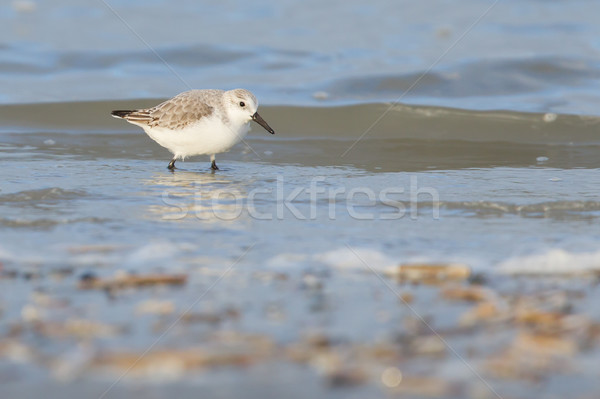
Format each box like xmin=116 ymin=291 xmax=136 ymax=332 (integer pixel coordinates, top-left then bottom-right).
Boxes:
xmin=142 ymin=116 xmax=250 ymax=159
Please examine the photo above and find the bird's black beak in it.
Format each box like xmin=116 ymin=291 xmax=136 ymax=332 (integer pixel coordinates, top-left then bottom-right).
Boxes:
xmin=252 ymin=112 xmax=275 ymax=134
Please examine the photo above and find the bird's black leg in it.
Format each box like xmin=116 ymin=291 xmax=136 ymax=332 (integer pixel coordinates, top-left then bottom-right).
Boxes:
xmin=210 ymin=154 xmax=219 ymax=171
xmin=167 ymin=158 xmax=176 ymax=170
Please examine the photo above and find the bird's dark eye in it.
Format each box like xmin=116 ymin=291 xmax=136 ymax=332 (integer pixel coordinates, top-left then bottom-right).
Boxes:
xmin=239 ymin=101 xmax=245 ymax=107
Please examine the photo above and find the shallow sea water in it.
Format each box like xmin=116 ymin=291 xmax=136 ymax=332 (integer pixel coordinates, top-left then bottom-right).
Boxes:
xmin=1 ymin=1 xmax=600 ymax=398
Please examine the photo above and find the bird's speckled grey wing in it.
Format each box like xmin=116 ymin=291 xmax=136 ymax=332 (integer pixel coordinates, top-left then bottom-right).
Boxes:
xmin=122 ymin=90 xmax=217 ymax=130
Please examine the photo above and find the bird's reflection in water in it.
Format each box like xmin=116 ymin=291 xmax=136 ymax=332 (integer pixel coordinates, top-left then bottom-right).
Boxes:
xmin=145 ymin=169 xmax=254 ymax=225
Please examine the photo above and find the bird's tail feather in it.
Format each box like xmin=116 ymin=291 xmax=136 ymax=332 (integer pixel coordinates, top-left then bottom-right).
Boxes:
xmin=111 ymin=110 xmax=135 ymax=119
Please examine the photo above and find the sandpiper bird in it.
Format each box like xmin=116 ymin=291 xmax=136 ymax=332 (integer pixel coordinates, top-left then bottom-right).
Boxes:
xmin=111 ymin=89 xmax=275 ymax=170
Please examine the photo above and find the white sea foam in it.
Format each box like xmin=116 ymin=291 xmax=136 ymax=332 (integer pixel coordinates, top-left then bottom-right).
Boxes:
xmin=497 ymin=249 xmax=600 ymax=275
xmin=266 ymin=253 xmax=309 ymax=270
xmin=315 ymin=248 xmax=396 ymax=272
xmin=266 ymin=247 xmax=395 ymax=273
xmin=0 ymin=246 xmax=12 ymax=262
xmin=267 ymin=247 xmax=476 ymax=275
